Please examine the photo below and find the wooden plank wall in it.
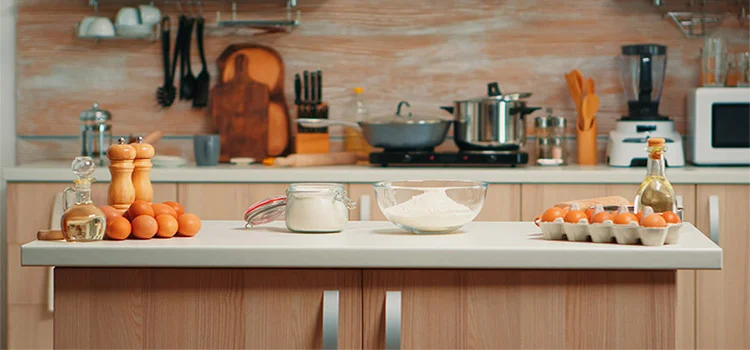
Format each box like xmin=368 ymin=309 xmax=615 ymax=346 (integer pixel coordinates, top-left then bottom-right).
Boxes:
xmin=15 ymin=0 xmax=750 ymax=163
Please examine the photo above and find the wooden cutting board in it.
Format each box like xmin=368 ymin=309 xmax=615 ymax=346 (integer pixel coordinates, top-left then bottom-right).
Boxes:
xmin=210 ymin=53 xmax=269 ymax=162
xmin=216 ymin=44 xmax=291 ymax=157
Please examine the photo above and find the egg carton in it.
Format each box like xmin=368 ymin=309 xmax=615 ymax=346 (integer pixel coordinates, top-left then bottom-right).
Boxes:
xmin=535 ymin=205 xmax=685 ymax=246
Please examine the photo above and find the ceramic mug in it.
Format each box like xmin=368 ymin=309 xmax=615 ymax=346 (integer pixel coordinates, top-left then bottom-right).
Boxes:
xmin=115 ymin=7 xmax=141 ymax=26
xmin=194 ymin=134 xmax=221 ymax=166
xmin=77 ymin=16 xmax=97 ymax=37
xmin=138 ymin=4 xmax=162 ymax=26
xmin=85 ymin=17 xmax=116 ymax=37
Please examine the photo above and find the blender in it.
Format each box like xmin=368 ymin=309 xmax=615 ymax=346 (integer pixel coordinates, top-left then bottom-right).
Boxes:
xmin=607 ymin=44 xmax=685 ymax=167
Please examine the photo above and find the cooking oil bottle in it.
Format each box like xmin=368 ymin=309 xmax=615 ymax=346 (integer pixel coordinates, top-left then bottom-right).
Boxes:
xmin=634 ymin=138 xmax=677 ymax=214
xmin=60 ymin=156 xmax=106 ymax=242
xmin=344 ymin=87 xmax=372 ymax=157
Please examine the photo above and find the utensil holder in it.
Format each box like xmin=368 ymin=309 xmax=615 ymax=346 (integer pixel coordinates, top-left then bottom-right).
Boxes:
xmin=577 ymin=120 xmax=597 ymax=165
xmin=295 ymin=102 xmax=330 ymax=154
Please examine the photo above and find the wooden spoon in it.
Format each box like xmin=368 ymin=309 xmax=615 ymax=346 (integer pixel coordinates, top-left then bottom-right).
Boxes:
xmin=581 ymin=94 xmax=600 ymax=131
xmin=565 ymin=72 xmax=583 ymax=129
xmin=573 ymin=69 xmax=584 ymax=95
xmin=585 ymin=77 xmax=595 ymax=96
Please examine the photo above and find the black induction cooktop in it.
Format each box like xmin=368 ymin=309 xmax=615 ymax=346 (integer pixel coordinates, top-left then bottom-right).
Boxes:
xmin=369 ymin=150 xmax=529 ymax=167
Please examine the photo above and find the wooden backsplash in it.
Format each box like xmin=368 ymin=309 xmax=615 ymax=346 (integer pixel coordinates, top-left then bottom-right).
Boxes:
xmin=15 ymin=0 xmax=750 ymax=163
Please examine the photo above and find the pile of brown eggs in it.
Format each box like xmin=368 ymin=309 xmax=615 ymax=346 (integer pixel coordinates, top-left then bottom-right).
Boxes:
xmin=535 ymin=204 xmax=683 ymax=246
xmin=100 ymin=200 xmax=202 ymax=240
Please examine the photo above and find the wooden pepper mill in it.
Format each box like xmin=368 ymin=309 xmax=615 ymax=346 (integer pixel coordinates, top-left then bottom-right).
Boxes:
xmin=107 ymin=137 xmax=136 ymax=214
xmin=131 ymin=136 xmax=155 ymax=203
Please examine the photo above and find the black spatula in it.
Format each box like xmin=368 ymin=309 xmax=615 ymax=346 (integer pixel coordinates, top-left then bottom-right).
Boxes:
xmin=192 ymin=17 xmax=210 ymax=108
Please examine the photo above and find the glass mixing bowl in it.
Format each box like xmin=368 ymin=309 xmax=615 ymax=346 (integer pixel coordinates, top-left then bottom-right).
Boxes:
xmin=373 ymin=180 xmax=488 ymax=234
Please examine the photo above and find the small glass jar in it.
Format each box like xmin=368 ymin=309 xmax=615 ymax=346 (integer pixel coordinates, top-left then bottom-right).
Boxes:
xmin=536 ymin=111 xmax=568 ymax=166
xmin=79 ymin=102 xmax=112 ymax=166
xmin=244 ymin=183 xmax=356 ymax=233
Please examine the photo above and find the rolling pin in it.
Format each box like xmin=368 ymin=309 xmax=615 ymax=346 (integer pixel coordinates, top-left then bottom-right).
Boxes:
xmin=554 ymin=196 xmax=632 ymax=209
xmin=264 ymin=152 xmax=358 ymax=167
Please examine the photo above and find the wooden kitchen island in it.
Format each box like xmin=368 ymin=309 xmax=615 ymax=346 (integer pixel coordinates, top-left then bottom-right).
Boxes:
xmin=22 ymin=221 xmax=721 ymax=349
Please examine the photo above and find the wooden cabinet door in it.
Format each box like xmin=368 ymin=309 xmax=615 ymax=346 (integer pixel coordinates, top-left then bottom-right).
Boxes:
xmin=520 ymin=184 xmax=697 ymax=349
xmin=178 ymin=183 xmax=290 ymax=220
xmin=696 ymin=185 xmax=750 ymax=349
xmin=54 ymin=268 xmax=362 ymax=349
xmin=348 ymin=184 xmax=521 ymax=221
xmin=6 ymin=182 xmax=176 ymax=349
xmin=363 ymin=269 xmax=675 ymax=349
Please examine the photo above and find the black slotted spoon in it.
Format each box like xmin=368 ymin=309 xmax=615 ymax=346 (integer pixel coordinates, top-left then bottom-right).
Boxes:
xmin=156 ymin=17 xmax=176 ymax=107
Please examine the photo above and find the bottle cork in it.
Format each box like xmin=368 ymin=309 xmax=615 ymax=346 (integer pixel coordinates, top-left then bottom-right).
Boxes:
xmin=107 ymin=137 xmax=136 ymax=214
xmin=131 ymin=136 xmax=155 ymax=203
xmin=648 ymin=138 xmax=666 ymax=160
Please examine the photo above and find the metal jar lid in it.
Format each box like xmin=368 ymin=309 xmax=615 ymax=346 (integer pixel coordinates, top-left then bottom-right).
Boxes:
xmin=79 ymin=102 xmax=112 ymax=122
xmin=535 ymin=116 xmax=550 ymax=129
xmin=551 ymin=116 xmax=567 ymax=128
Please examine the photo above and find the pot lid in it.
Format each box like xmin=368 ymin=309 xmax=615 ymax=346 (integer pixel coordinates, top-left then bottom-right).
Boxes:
xmin=368 ymin=101 xmax=448 ymax=124
xmin=244 ymin=196 xmax=287 ymax=227
xmin=79 ymin=102 xmax=112 ymax=122
xmin=458 ymin=82 xmax=532 ymax=103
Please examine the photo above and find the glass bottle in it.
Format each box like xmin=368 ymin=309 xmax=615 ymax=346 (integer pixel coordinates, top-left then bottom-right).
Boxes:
xmin=634 ymin=138 xmax=677 ymax=214
xmin=60 ymin=156 xmax=106 ymax=242
xmin=344 ymin=87 xmax=373 ymax=156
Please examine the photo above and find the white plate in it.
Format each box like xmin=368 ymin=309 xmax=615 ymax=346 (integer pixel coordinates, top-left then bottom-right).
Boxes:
xmin=152 ymin=155 xmax=187 ymax=168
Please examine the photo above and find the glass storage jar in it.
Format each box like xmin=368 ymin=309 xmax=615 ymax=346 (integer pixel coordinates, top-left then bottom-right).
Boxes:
xmin=244 ymin=183 xmax=356 ymax=233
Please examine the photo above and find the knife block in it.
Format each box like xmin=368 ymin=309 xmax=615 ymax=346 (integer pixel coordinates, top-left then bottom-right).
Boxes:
xmin=294 ymin=103 xmax=330 ymax=154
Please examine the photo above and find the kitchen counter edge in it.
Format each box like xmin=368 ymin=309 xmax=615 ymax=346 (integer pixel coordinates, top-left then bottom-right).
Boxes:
xmin=4 ymin=163 xmax=750 ymax=184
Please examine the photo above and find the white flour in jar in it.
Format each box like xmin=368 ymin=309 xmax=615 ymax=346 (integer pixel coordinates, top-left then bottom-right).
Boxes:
xmin=382 ymin=189 xmax=477 ymax=231
xmin=285 ymin=193 xmax=349 ymax=233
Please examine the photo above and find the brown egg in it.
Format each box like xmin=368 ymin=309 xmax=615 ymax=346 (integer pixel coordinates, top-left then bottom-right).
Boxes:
xmin=614 ymin=212 xmax=639 ymax=225
xmin=152 ymin=203 xmax=178 ymax=218
xmin=564 ymin=210 xmax=588 ymax=224
xmin=99 ymin=205 xmax=122 ymax=223
xmin=163 ymin=201 xmax=185 ymax=217
xmin=155 ymin=214 xmax=179 ymax=238
xmin=129 ymin=200 xmax=155 ymax=218
xmin=541 ymin=207 xmax=564 ymax=222
xmin=177 ymin=213 xmax=201 ymax=237
xmin=661 ymin=211 xmax=681 ymax=224
xmin=106 ymin=216 xmax=131 ymax=240
xmin=131 ymin=215 xmax=158 ymax=239
xmin=635 ymin=211 xmax=644 ymax=222
xmin=642 ymin=213 xmax=668 ymax=228
xmin=585 ymin=207 xmax=596 ymax=220
xmin=590 ymin=211 xmax=614 ymax=224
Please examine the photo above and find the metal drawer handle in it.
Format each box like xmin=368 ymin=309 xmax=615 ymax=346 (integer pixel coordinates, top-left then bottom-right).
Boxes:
xmin=676 ymin=195 xmax=684 ymax=221
xmin=385 ymin=291 xmax=402 ymax=350
xmin=359 ymin=195 xmax=371 ymax=221
xmin=709 ymin=195 xmax=720 ymax=244
xmin=322 ymin=290 xmax=339 ymax=349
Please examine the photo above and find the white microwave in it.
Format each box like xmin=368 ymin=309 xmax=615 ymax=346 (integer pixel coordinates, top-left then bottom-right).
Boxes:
xmin=687 ymin=87 xmax=750 ymax=165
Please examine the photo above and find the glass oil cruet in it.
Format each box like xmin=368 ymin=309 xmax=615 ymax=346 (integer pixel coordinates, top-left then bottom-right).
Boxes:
xmin=634 ymin=138 xmax=677 ymax=214
xmin=60 ymin=156 xmax=106 ymax=242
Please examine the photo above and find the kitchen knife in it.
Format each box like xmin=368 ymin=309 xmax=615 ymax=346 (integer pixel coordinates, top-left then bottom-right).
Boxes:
xmin=309 ymin=71 xmax=317 ymax=118
xmin=303 ymin=70 xmax=309 ymax=103
xmin=316 ymin=70 xmax=322 ymax=103
xmin=294 ymin=74 xmax=301 ymax=106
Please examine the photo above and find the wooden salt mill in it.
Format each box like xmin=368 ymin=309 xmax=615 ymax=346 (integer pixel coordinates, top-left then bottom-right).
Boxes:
xmin=131 ymin=136 xmax=155 ymax=203
xmin=107 ymin=137 xmax=136 ymax=214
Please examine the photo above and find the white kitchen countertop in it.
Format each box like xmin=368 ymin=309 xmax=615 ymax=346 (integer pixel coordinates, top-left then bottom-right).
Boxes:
xmin=21 ymin=221 xmax=721 ymax=269
xmin=3 ymin=161 xmax=749 ymax=184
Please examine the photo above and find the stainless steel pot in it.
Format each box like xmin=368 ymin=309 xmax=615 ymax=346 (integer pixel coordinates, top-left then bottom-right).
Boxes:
xmin=441 ymin=83 xmax=541 ymax=151
xmin=298 ymin=101 xmax=452 ymax=151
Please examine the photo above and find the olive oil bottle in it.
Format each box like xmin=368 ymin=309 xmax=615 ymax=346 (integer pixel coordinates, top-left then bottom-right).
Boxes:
xmin=634 ymin=138 xmax=677 ymax=214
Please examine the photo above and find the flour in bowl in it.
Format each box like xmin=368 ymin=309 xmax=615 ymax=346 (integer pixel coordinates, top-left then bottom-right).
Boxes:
xmin=382 ymin=189 xmax=478 ymax=231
